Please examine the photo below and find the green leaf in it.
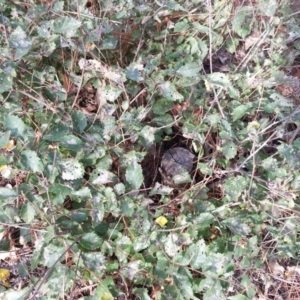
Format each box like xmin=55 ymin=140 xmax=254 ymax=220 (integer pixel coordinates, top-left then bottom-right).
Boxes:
xmin=176 ymin=62 xmax=201 ymax=77
xmin=71 ymin=110 xmax=87 ymax=133
xmin=241 ymin=275 xmax=256 ymax=298
xmin=224 ymin=176 xmax=248 ymax=201
xmin=152 ymin=114 xmax=174 ymax=127
xmin=222 ymin=141 xmax=237 ymax=160
xmin=232 ymin=7 xmax=253 ymax=38
xmin=0 ymin=72 xmax=13 ymax=93
xmin=193 ymin=213 xmax=214 ymax=227
xmin=222 ymin=217 xmax=250 ymax=235
xmin=125 ymin=63 xmax=144 ymax=82
xmin=61 ymin=160 xmax=84 ymax=180
xmin=133 ymin=235 xmax=150 ymax=252
xmin=82 ymin=252 xmax=106 ymax=276
xmin=5 ymin=115 xmax=26 ymax=138
xmin=121 ymin=260 xmax=142 ymax=280
xmin=53 ymin=16 xmax=81 ymax=34
xmin=20 ymin=150 xmax=44 ymax=173
xmin=173 ymin=268 xmax=194 ymax=298
xmin=261 ymin=157 xmax=277 ymax=172
xmin=144 ymin=54 xmax=161 ymax=74
xmin=270 ymin=93 xmax=293 ymax=107
xmin=133 ymin=288 xmax=152 ymax=300
xmin=100 ymin=292 xmax=114 ymax=300
xmin=71 ymin=187 xmax=91 ymax=201
xmin=101 ymin=36 xmax=118 ymax=50
xmin=205 ymin=72 xmax=232 ymax=89
xmin=114 ymin=183 xmax=125 ymax=195
xmin=0 ymin=132 xmax=10 ymax=148
xmin=174 ymin=20 xmax=190 ymax=32
xmin=100 ymin=85 xmax=122 ymax=102
xmin=2 ymin=288 xmax=30 ymax=300
xmin=164 ymin=233 xmax=181 ymax=257
xmin=173 ymin=170 xmax=192 ymax=185
xmin=60 ymin=135 xmax=84 ymax=151
xmin=8 ymin=26 xmax=32 ymax=59
xmin=159 ymin=81 xmax=184 ymax=102
xmin=43 ymin=244 xmax=65 ymax=268
xmin=153 ymin=98 xmax=173 ymax=115
xmin=0 ymin=188 xmax=17 ymax=200
xmin=125 ymin=161 xmax=143 ymax=190
xmin=20 ymin=202 xmax=36 ymax=223
xmin=187 ymin=239 xmax=207 ymax=269
xmin=232 ymin=104 xmax=251 ymax=121
xmin=228 ymin=295 xmax=250 ymax=300
xmin=226 ymin=37 xmax=239 ymax=53
xmin=139 ymin=126 xmax=155 ymax=149
xmin=258 ymin=0 xmax=278 ymax=16
xmin=79 ymin=232 xmax=103 ymax=250
xmin=90 ymin=169 xmax=117 ymax=185
xmin=198 ymin=163 xmax=213 ymax=175
xmin=277 ymin=143 xmax=299 ymax=167
xmin=44 ymin=124 xmax=70 ymax=141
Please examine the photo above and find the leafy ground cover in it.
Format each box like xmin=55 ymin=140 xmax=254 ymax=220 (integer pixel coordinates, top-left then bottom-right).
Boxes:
xmin=0 ymin=0 xmax=300 ymax=299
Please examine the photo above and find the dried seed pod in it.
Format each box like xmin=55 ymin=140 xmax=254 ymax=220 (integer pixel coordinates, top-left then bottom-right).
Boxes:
xmin=159 ymin=147 xmax=195 ymax=186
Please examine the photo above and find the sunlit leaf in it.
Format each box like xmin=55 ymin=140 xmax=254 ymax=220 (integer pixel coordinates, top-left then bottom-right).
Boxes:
xmin=61 ymin=160 xmax=84 ymax=180
xmin=20 ymin=150 xmax=44 ymax=173
xmin=5 ymin=115 xmax=26 ymax=138
xmin=232 ymin=6 xmax=253 ymax=38
xmin=79 ymin=232 xmax=103 ymax=250
xmin=159 ymin=81 xmax=184 ymax=102
xmin=222 ymin=141 xmax=237 ymax=160
xmin=232 ymin=104 xmax=251 ymax=121
xmin=20 ymin=202 xmax=36 ymax=223
xmin=155 ymin=216 xmax=168 ymax=227
xmin=71 ymin=110 xmax=87 ymax=133
xmin=53 ymin=16 xmax=81 ymax=34
xmin=224 ymin=176 xmax=248 ymax=201
xmin=176 ymin=62 xmax=201 ymax=77
xmin=125 ymin=161 xmax=143 ymax=190
xmin=125 ymin=63 xmax=144 ymax=82
xmin=8 ymin=26 xmax=32 ymax=59
xmin=82 ymin=252 xmax=106 ymax=276
xmin=0 ymin=72 xmax=13 ymax=93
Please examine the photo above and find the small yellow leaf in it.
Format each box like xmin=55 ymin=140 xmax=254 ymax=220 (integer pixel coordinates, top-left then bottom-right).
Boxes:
xmin=155 ymin=216 xmax=168 ymax=227
xmin=0 ymin=165 xmax=7 ymax=172
xmin=85 ymin=43 xmax=96 ymax=51
xmin=204 ymin=79 xmax=212 ymax=91
xmin=0 ymin=268 xmax=11 ymax=288
xmin=100 ymin=292 xmax=114 ymax=300
xmin=4 ymin=140 xmax=16 ymax=151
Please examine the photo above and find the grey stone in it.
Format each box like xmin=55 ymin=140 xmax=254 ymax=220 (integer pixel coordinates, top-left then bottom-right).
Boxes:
xmin=159 ymin=147 xmax=195 ymax=186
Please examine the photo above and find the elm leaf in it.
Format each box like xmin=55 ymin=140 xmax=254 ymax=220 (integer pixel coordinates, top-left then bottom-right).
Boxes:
xmin=125 ymin=161 xmax=143 ymax=190
xmin=20 ymin=150 xmax=44 ymax=173
xmin=222 ymin=141 xmax=237 ymax=160
xmin=176 ymin=62 xmax=201 ymax=77
xmin=79 ymin=232 xmax=103 ymax=250
xmin=60 ymin=135 xmax=84 ymax=151
xmin=71 ymin=110 xmax=87 ymax=133
xmin=5 ymin=115 xmax=26 ymax=138
xmin=53 ymin=16 xmax=81 ymax=34
xmin=0 ymin=73 xmax=13 ymax=93
xmin=232 ymin=104 xmax=251 ymax=121
xmin=0 ymin=188 xmax=17 ymax=200
xmin=159 ymin=81 xmax=184 ymax=102
xmin=8 ymin=26 xmax=32 ymax=59
xmin=61 ymin=160 xmax=84 ymax=180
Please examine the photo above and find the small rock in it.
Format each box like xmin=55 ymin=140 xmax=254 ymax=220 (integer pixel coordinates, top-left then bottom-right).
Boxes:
xmin=159 ymin=147 xmax=195 ymax=186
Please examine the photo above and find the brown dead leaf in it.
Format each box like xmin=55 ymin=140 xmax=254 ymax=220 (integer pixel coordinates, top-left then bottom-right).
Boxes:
xmin=268 ymin=257 xmax=284 ymax=277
